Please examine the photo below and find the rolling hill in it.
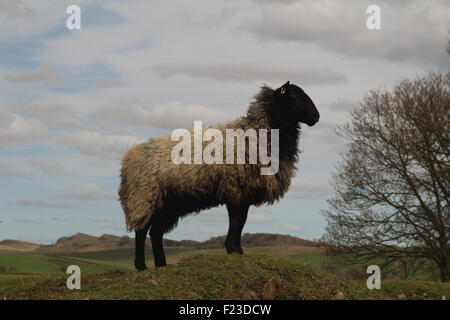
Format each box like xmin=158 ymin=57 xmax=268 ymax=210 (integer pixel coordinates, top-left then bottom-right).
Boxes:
xmin=0 ymin=233 xmax=322 ymax=253
xmin=0 ymin=240 xmax=41 ymax=251
xmin=2 ymin=254 xmax=449 ymax=300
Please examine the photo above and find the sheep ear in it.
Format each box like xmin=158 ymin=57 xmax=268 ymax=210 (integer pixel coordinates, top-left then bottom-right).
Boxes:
xmin=274 ymin=81 xmax=291 ymax=106
xmin=280 ymin=81 xmax=290 ymax=95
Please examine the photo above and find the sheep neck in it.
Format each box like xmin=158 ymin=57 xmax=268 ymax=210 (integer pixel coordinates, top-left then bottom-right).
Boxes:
xmin=245 ymin=86 xmax=301 ymax=163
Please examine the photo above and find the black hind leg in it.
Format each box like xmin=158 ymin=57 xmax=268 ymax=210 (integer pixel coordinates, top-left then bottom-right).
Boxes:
xmin=225 ymin=204 xmax=249 ymax=254
xmin=135 ymin=223 xmax=151 ymax=271
xmin=150 ymin=224 xmax=167 ymax=267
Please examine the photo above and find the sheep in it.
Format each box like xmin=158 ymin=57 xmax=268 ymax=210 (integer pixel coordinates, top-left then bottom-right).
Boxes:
xmin=119 ymin=81 xmax=320 ymax=269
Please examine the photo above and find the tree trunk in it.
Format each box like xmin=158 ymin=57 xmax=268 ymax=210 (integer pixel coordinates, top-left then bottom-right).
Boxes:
xmin=438 ymin=258 xmax=449 ymax=282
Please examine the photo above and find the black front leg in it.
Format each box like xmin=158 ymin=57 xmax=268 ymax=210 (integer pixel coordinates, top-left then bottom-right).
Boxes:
xmin=225 ymin=204 xmax=249 ymax=254
xmin=150 ymin=224 xmax=167 ymax=267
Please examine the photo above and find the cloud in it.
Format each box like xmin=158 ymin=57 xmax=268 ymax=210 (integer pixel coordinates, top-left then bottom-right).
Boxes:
xmin=1 ymin=0 xmax=440 ymax=244
xmin=247 ymin=212 xmax=274 ymax=224
xmin=29 ymin=158 xmax=68 ymax=176
xmin=50 ymin=216 xmax=71 ymax=223
xmin=89 ymin=100 xmax=232 ymax=130
xmin=181 ymin=226 xmax=225 ymax=237
xmin=60 ymin=130 xmax=143 ymax=160
xmin=190 ymin=209 xmax=228 ymax=225
xmin=301 ymin=120 xmax=347 ymax=155
xmin=4 ymin=66 xmax=68 ymax=88
xmin=0 ymin=109 xmax=48 ymax=148
xmin=23 ymin=101 xmax=86 ymax=129
xmin=38 ymin=24 xmax=146 ymax=67
xmin=17 ymin=234 xmax=54 ymax=244
xmin=95 ymin=77 xmax=123 ymax=89
xmin=0 ymin=0 xmax=34 ymax=20
xmin=282 ymin=224 xmax=303 ymax=234
xmin=246 ymin=0 xmax=450 ymax=67
xmin=287 ymin=177 xmax=332 ymax=199
xmin=48 ymin=192 xmax=60 ymax=200
xmin=64 ymin=183 xmax=117 ymax=201
xmin=13 ymin=218 xmax=42 ymax=225
xmin=0 ymin=1 xmax=98 ymax=41
xmin=151 ymin=62 xmax=347 ymax=85
xmin=187 ymin=207 xmax=274 ymax=226
xmin=89 ymin=218 xmax=126 ymax=231
xmin=0 ymin=160 xmax=30 ymax=176
xmin=182 ymin=6 xmax=239 ymax=29
xmin=17 ymin=198 xmax=79 ymax=208
xmin=326 ymin=97 xmax=356 ymax=113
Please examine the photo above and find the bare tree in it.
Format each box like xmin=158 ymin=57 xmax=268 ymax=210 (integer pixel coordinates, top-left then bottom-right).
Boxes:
xmin=447 ymin=39 xmax=450 ymax=56
xmin=322 ymin=72 xmax=450 ymax=282
xmin=447 ymin=35 xmax=450 ymax=56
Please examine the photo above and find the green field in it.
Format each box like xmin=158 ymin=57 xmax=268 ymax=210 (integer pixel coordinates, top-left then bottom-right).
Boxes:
xmin=0 ymin=246 xmax=447 ymax=299
xmin=0 ymin=249 xmax=127 ymax=288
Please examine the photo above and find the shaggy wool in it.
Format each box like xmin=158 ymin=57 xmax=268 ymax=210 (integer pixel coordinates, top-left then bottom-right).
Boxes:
xmin=119 ymin=85 xmax=301 ymax=232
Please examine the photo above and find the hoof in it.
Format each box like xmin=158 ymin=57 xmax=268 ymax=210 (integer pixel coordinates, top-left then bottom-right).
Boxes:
xmin=135 ymin=264 xmax=147 ymax=271
xmin=154 ymin=262 xmax=167 ymax=268
xmin=227 ymin=249 xmax=243 ymax=255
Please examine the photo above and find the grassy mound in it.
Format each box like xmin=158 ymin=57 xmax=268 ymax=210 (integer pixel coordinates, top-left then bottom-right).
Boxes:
xmin=1 ymin=254 xmax=449 ymax=300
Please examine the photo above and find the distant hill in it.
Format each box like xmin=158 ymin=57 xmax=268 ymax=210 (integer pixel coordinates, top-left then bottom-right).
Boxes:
xmin=55 ymin=233 xmax=99 ymax=245
xmin=1 ymin=233 xmax=322 ymax=252
xmin=147 ymin=233 xmax=321 ymax=249
xmin=39 ymin=233 xmax=131 ymax=252
xmin=199 ymin=233 xmax=322 ymax=249
xmin=0 ymin=240 xmax=41 ymax=251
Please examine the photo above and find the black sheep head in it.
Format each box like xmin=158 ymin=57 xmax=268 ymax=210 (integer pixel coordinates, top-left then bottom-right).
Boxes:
xmin=274 ymin=81 xmax=320 ymax=127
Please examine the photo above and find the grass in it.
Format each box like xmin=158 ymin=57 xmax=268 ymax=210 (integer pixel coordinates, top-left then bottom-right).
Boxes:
xmin=1 ymin=246 xmax=448 ymax=300
xmin=0 ymin=249 xmax=124 ymax=283
xmin=1 ymin=254 xmax=449 ymax=300
xmin=0 ymin=273 xmax=56 ymax=287
xmin=0 ymin=254 xmax=61 ymax=274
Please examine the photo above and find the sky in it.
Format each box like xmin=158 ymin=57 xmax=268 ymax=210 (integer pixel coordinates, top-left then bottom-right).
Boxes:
xmin=0 ymin=0 xmax=448 ymax=244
